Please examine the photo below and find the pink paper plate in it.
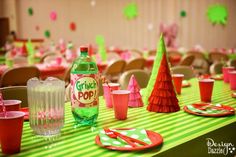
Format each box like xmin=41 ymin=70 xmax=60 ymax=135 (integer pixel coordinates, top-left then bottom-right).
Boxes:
xmin=20 ymin=107 xmax=29 ymax=121
xmin=184 ymin=103 xmax=235 ymax=117
xmin=95 ymin=128 xmax=163 ymax=151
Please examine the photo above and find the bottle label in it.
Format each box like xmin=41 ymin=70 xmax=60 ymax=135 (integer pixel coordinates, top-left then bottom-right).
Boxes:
xmin=71 ymin=74 xmax=99 ymax=108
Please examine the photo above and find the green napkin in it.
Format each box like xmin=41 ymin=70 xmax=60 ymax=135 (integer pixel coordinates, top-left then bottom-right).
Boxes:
xmin=99 ymin=128 xmax=152 ymax=147
xmin=187 ymin=105 xmax=227 ymax=114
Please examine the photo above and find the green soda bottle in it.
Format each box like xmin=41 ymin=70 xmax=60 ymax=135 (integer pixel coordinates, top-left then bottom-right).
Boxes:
xmin=70 ymin=46 xmax=99 ymax=126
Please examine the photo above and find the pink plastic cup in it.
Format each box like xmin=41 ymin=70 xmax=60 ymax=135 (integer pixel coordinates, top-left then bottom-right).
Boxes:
xmin=112 ymin=90 xmax=130 ymax=120
xmin=172 ymin=74 xmax=184 ymax=94
xmin=0 ymin=111 xmax=25 ymax=154
xmin=199 ymin=79 xmax=214 ymax=102
xmin=102 ymin=83 xmax=120 ymax=108
xmin=0 ymin=100 xmax=21 ymax=112
xmin=229 ymin=71 xmax=236 ymax=90
xmin=223 ymin=67 xmax=235 ymax=83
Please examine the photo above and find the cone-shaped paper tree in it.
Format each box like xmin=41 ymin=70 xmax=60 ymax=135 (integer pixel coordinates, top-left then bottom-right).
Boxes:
xmin=127 ymin=75 xmax=143 ymax=107
xmin=145 ymin=35 xmax=180 ymax=112
xmin=143 ymin=35 xmax=166 ymax=105
xmin=21 ymin=44 xmax=28 ymax=56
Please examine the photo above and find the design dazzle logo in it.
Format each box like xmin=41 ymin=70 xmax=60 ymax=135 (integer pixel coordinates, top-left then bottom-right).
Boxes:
xmin=206 ymin=138 xmax=235 ymax=155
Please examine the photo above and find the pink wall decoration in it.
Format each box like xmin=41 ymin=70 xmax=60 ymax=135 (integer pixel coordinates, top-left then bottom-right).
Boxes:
xmin=70 ymin=22 xmax=76 ymax=31
xmin=50 ymin=11 xmax=57 ymax=21
xmin=159 ymin=23 xmax=178 ymax=48
xmin=35 ymin=25 xmax=40 ymax=31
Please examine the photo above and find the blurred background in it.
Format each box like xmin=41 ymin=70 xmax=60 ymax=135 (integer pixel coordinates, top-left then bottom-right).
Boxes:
xmin=1 ymin=0 xmax=235 ymax=50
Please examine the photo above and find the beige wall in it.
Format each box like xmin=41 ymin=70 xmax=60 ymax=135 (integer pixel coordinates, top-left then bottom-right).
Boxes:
xmin=1 ymin=0 xmax=18 ymax=32
xmin=5 ymin=0 xmax=236 ymax=50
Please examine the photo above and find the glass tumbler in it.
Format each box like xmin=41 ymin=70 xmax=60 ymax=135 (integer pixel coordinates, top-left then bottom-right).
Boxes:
xmin=27 ymin=77 xmax=65 ymax=136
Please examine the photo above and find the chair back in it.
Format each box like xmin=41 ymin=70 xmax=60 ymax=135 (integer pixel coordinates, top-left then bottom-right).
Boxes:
xmin=227 ymin=59 xmax=236 ymax=68
xmin=124 ymin=58 xmax=145 ymax=71
xmin=104 ymin=60 xmax=126 ymax=82
xmin=168 ymin=51 xmax=182 ymax=66
xmin=209 ymin=52 xmax=229 ymax=64
xmin=0 ymin=66 xmax=40 ymax=87
xmin=179 ymin=54 xmax=195 ymax=66
xmin=209 ymin=62 xmax=224 ymax=75
xmin=118 ymin=69 xmax=150 ymax=89
xmin=107 ymin=52 xmax=121 ymax=63
xmin=13 ymin=56 xmax=28 ymax=66
xmin=148 ymin=50 xmax=156 ymax=56
xmin=129 ymin=50 xmax=143 ymax=59
xmin=186 ymin=51 xmax=205 ymax=59
xmin=43 ymin=55 xmax=66 ymax=64
xmin=0 ymin=86 xmax=28 ymax=107
xmin=171 ymin=65 xmax=195 ymax=80
xmin=191 ymin=57 xmax=209 ymax=75
xmin=40 ymin=52 xmax=58 ymax=63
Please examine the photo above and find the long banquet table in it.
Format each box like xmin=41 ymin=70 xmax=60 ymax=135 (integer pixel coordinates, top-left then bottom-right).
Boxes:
xmin=1 ymin=79 xmax=236 ymax=156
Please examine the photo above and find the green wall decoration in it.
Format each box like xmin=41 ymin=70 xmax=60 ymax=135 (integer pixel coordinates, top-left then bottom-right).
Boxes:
xmin=123 ymin=3 xmax=138 ymax=20
xmin=28 ymin=7 xmax=33 ymax=16
xmin=207 ymin=4 xmax=228 ymax=25
xmin=44 ymin=30 xmax=51 ymax=38
xmin=180 ymin=10 xmax=186 ymax=17
xmin=95 ymin=35 xmax=107 ymax=62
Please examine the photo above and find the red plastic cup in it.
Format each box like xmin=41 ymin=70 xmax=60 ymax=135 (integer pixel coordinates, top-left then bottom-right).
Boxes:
xmin=199 ymin=79 xmax=214 ymax=102
xmin=102 ymin=83 xmax=120 ymax=108
xmin=112 ymin=90 xmax=130 ymax=120
xmin=172 ymin=74 xmax=184 ymax=94
xmin=223 ymin=67 xmax=234 ymax=83
xmin=0 ymin=100 xmax=21 ymax=112
xmin=229 ymin=71 xmax=236 ymax=90
xmin=0 ymin=111 xmax=25 ymax=154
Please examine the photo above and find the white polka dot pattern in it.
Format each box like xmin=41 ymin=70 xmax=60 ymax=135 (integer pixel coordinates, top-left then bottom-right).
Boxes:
xmin=113 ymin=141 xmax=121 ymax=145
xmin=131 ymin=134 xmax=139 ymax=139
xmin=102 ymin=137 xmax=109 ymax=141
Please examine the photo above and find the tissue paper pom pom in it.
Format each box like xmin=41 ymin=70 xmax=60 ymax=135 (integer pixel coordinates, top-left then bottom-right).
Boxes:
xmin=50 ymin=11 xmax=57 ymax=21
xmin=70 ymin=22 xmax=76 ymax=31
xmin=44 ymin=30 xmax=51 ymax=38
xmin=28 ymin=7 xmax=33 ymax=16
xmin=180 ymin=10 xmax=186 ymax=17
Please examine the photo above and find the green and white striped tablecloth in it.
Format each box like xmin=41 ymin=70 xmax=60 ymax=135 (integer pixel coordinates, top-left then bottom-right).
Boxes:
xmin=2 ymin=79 xmax=236 ymax=157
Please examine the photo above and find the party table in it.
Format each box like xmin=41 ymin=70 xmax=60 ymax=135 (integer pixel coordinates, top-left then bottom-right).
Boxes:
xmin=1 ymin=79 xmax=235 ymax=156
xmin=35 ymin=64 xmax=67 ymax=79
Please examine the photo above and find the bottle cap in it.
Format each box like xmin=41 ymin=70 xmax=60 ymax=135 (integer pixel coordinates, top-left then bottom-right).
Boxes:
xmin=80 ymin=46 xmax=88 ymax=52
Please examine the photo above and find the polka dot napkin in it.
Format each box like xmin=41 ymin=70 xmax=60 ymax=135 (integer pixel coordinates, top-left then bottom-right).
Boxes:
xmin=187 ymin=105 xmax=227 ymax=114
xmin=99 ymin=128 xmax=152 ymax=147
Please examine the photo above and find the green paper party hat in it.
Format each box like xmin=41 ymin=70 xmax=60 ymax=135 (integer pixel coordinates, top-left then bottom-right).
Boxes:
xmin=26 ymin=39 xmax=35 ymax=56
xmin=143 ymin=34 xmax=167 ymax=105
xmin=95 ymin=35 xmax=107 ymax=62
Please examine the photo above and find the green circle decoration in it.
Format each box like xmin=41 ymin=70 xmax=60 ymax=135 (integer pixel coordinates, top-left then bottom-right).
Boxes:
xmin=44 ymin=30 xmax=51 ymax=38
xmin=180 ymin=10 xmax=186 ymax=17
xmin=28 ymin=7 xmax=33 ymax=16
